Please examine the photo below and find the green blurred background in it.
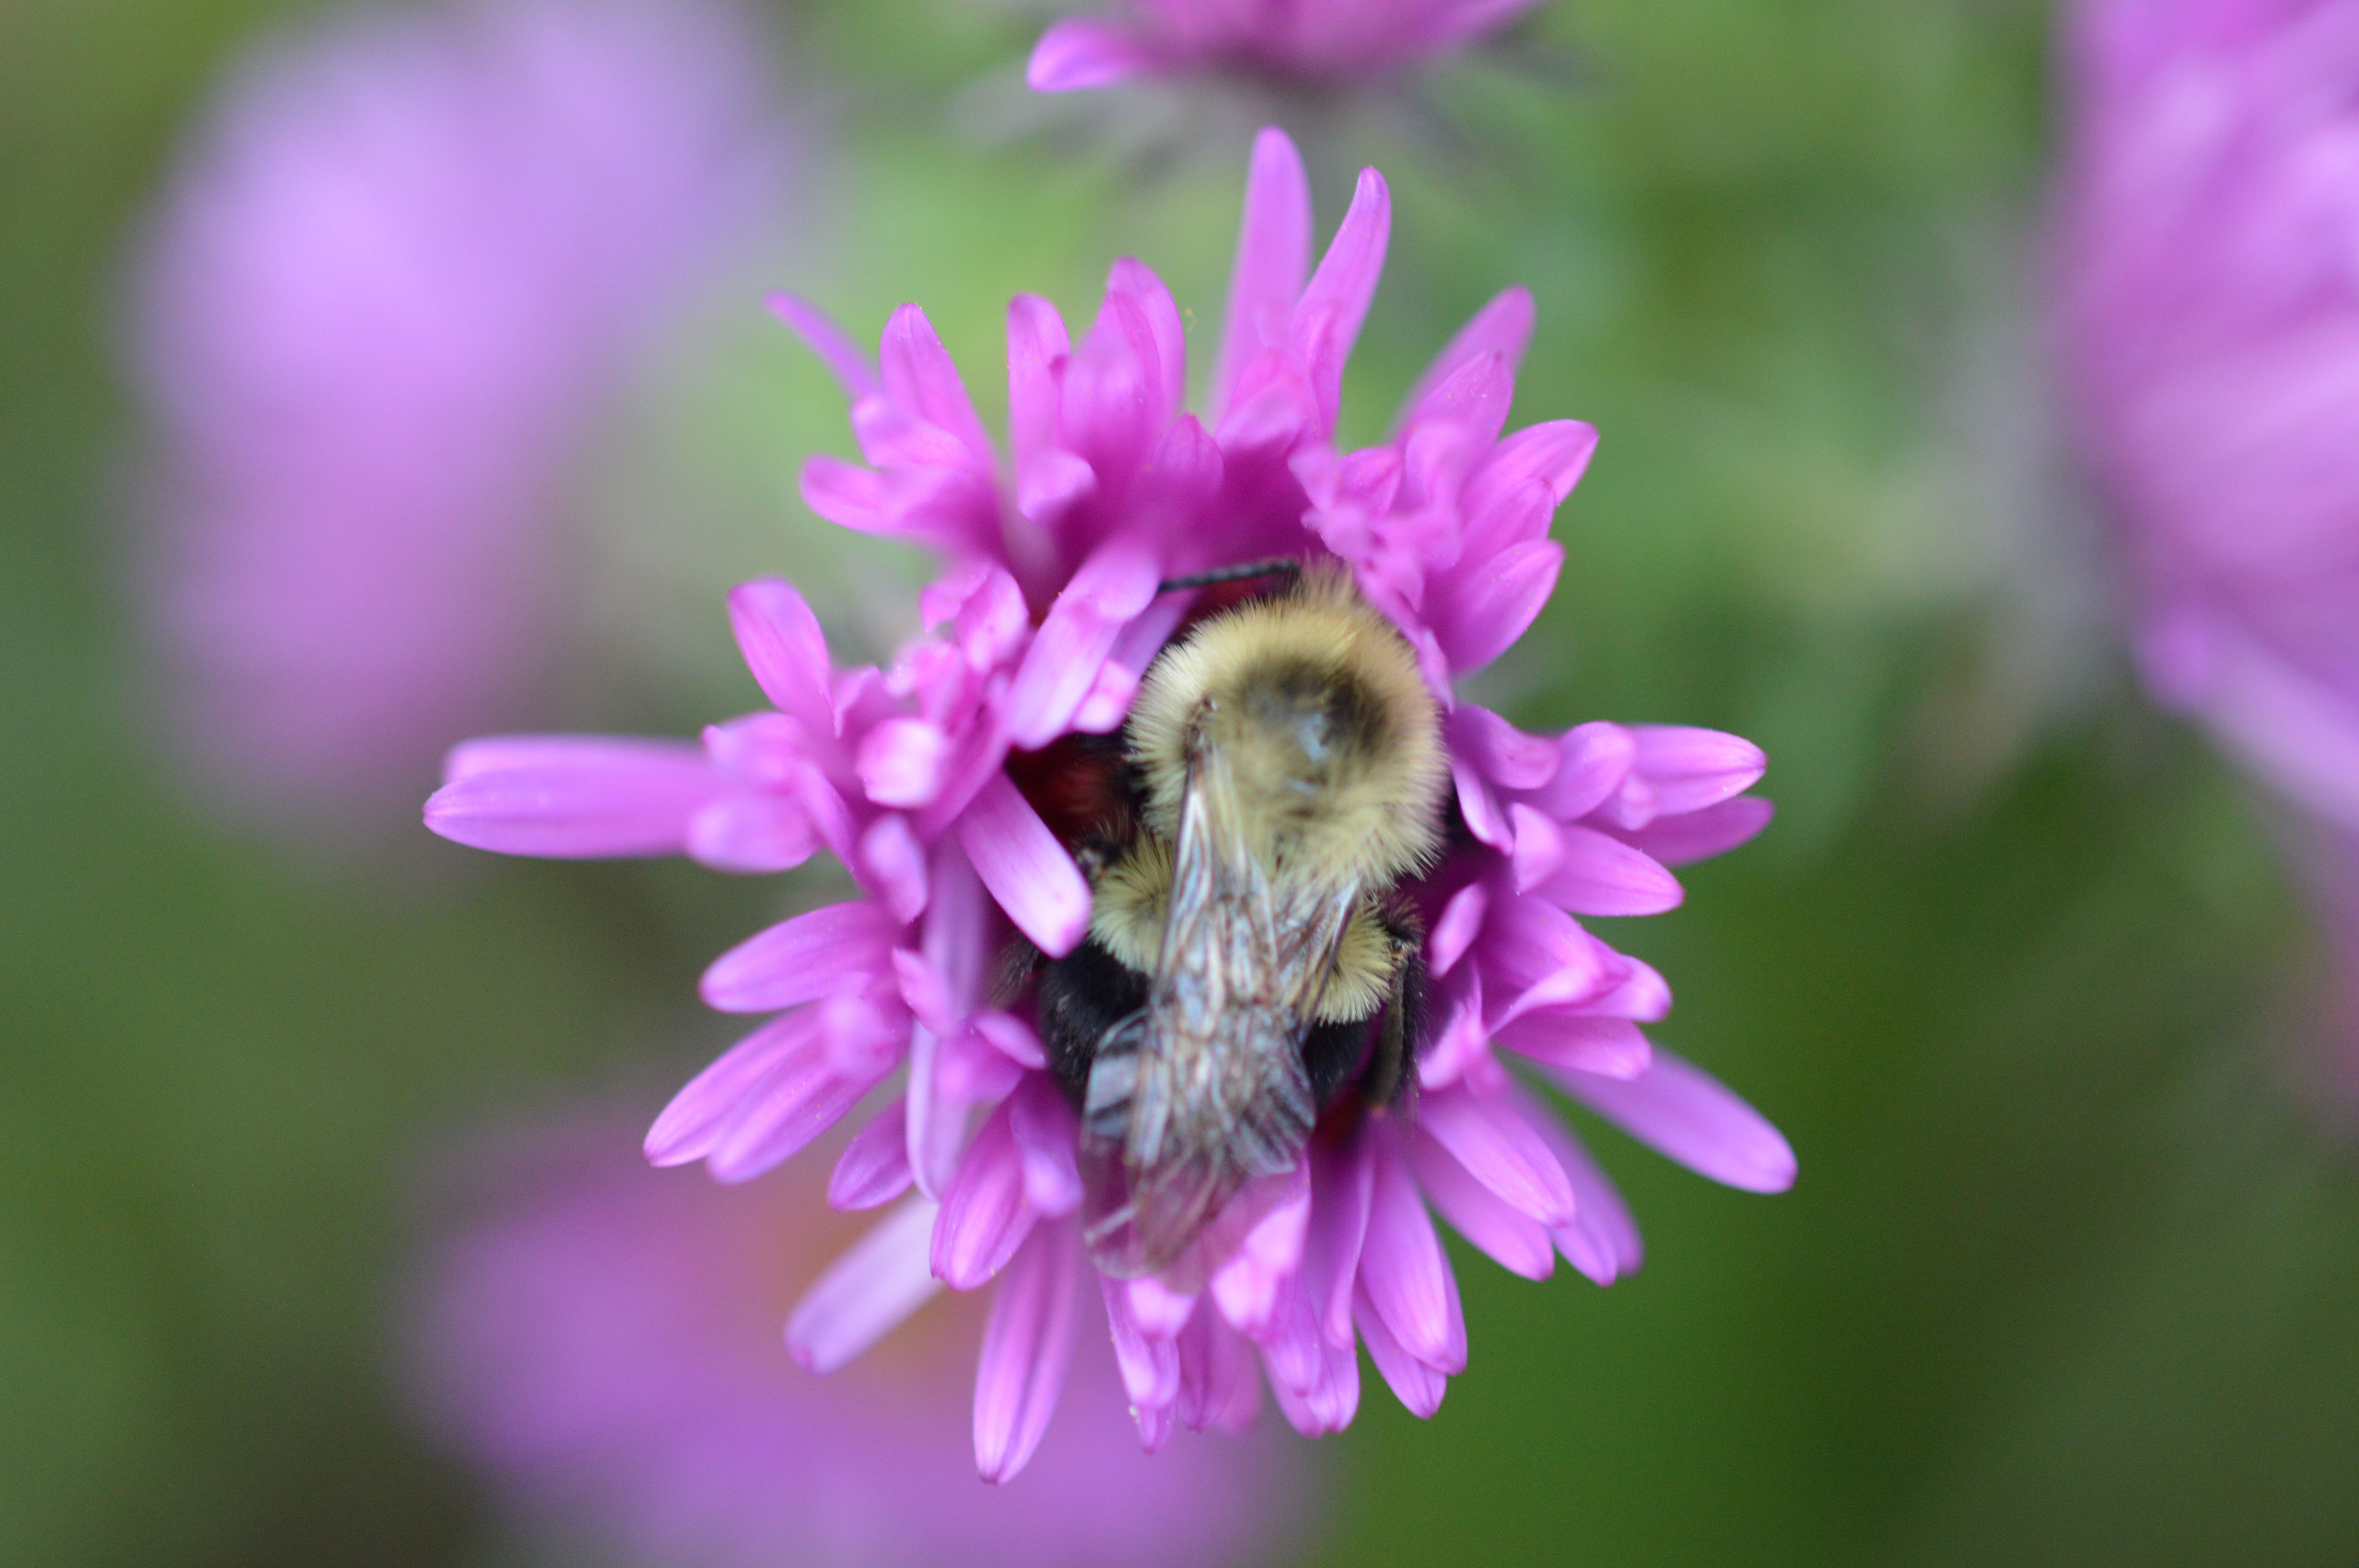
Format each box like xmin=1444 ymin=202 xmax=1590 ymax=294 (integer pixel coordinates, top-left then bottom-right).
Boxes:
xmin=7 ymin=1 xmax=2359 ymax=1564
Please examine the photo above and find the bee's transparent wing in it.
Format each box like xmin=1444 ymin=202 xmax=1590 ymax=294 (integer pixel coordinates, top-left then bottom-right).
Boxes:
xmin=1080 ymin=750 xmax=1354 ymax=1278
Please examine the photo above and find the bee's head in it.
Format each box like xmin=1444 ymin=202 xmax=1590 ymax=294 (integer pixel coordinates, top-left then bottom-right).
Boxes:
xmin=1128 ymin=566 xmax=1446 ymax=889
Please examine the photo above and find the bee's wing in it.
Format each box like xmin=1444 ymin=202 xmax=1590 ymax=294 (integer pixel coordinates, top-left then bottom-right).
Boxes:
xmin=1080 ymin=748 xmax=1356 ymax=1278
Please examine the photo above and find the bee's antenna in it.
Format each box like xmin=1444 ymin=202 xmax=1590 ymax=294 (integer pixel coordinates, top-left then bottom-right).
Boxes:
xmin=1155 ymin=559 xmax=1301 ymax=595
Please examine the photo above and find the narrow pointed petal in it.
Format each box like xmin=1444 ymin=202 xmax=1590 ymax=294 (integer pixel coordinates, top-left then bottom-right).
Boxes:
xmin=957 ymin=773 xmax=1091 ymax=957
xmin=1430 ymin=538 xmax=1562 ymax=673
xmin=1359 ymin=1141 xmax=1467 ymax=1374
xmin=829 ymin=1098 xmax=914 ymax=1210
xmin=1009 ymin=1074 xmax=1083 ymax=1217
xmin=1528 ymin=1111 xmax=1645 ymax=1284
xmin=1407 ymin=1132 xmax=1556 ymax=1280
xmin=1292 ymin=166 xmax=1391 ymax=421
xmin=1523 ymin=720 xmax=1634 ymax=820
xmin=727 ymin=578 xmax=836 ymax=735
xmin=1355 ymin=1284 xmax=1448 ymax=1418
xmin=1178 ymin=1309 xmax=1262 ymax=1435
xmin=1617 ymin=794 xmax=1775 ymax=867
xmin=1026 ymin=17 xmax=1156 ymax=91
xmin=786 ymin=1194 xmax=941 ymax=1374
xmin=1428 ymin=880 xmax=1489 ymax=976
xmin=1417 ymin=1084 xmax=1577 ymax=1227
xmin=932 ymin=1098 xmax=1039 ymax=1289
xmin=1528 ymin=825 xmax=1685 ymax=916
xmin=973 ymin=1221 xmax=1081 ymax=1484
xmin=644 ymin=1010 xmax=818 ymax=1167
xmin=1493 ymin=1012 xmax=1651 ymax=1079
xmin=766 ymin=291 xmax=878 ymax=399
xmin=699 ymin=900 xmax=900 ymax=1013
xmin=1550 ymin=1048 xmax=1796 ymax=1193
xmin=1627 ymin=726 xmax=1768 ymax=815
xmin=1006 ymin=537 xmax=1160 ymax=748
xmin=1399 ymin=286 xmax=1536 ymax=430
xmin=1450 ymin=704 xmax=1560 ymax=790
xmin=426 ymin=737 xmax=724 ymax=858
xmin=707 ymin=1038 xmax=889 ymax=1185
xmin=1211 ymin=127 xmax=1311 ymax=423
xmin=1101 ymin=1275 xmax=1183 ymax=1414
xmin=880 ymin=303 xmax=996 ymax=472
xmin=857 ymin=813 xmax=930 ymax=922
xmin=686 ymin=792 xmax=816 ymax=874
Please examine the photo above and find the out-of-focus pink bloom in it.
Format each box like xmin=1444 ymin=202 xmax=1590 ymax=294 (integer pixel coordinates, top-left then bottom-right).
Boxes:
xmin=1027 ymin=0 xmax=1543 ymax=92
xmin=2056 ymin=0 xmax=2359 ymax=834
xmin=134 ymin=0 xmax=785 ymax=829
xmin=427 ymin=126 xmax=1791 ymax=1480
xmin=412 ymin=1118 xmax=1306 ymax=1567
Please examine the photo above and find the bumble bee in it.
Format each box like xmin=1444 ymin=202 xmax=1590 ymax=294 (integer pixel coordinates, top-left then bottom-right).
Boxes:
xmin=1030 ymin=563 xmax=1448 ymax=1279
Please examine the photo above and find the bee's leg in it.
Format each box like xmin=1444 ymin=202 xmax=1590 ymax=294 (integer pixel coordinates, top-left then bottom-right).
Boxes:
xmin=1363 ymin=901 xmax=1429 ymax=1110
xmin=1038 ymin=939 xmax=1150 ymax=1110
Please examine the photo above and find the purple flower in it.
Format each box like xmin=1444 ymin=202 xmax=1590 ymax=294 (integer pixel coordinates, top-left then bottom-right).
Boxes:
xmin=133 ymin=0 xmax=784 ymax=829
xmin=411 ymin=1117 xmax=1307 ymax=1566
xmin=426 ymin=126 xmax=1792 ymax=1479
xmin=1027 ymin=0 xmax=1543 ymax=92
xmin=2056 ymin=0 xmax=2359 ymax=834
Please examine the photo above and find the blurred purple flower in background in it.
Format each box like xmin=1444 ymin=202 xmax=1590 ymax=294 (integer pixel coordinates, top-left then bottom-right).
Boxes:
xmin=426 ymin=127 xmax=1790 ymax=1479
xmin=132 ymin=0 xmax=787 ymax=833
xmin=1028 ymin=0 xmax=1543 ymax=92
xmin=2056 ymin=0 xmax=2359 ymax=834
xmin=2056 ymin=0 xmax=2359 ymax=1085
xmin=413 ymin=1117 xmax=1305 ymax=1566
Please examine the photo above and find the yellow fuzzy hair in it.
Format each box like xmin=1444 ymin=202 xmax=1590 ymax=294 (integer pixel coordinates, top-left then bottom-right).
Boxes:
xmin=1126 ymin=564 xmax=1447 ymax=893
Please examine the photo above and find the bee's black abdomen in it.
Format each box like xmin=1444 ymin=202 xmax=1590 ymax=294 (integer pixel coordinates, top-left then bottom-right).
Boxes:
xmin=1037 ymin=938 xmax=1150 ymax=1108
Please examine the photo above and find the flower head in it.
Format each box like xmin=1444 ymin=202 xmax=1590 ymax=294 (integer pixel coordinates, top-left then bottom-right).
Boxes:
xmin=134 ymin=0 xmax=785 ymax=830
xmin=411 ymin=1116 xmax=1307 ymax=1566
xmin=427 ymin=126 xmax=1792 ymax=1480
xmin=1028 ymin=0 xmax=1543 ymax=93
xmin=2057 ymin=0 xmax=2359 ymax=833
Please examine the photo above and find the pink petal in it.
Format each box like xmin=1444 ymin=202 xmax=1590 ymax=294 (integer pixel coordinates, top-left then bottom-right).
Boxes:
xmin=1528 ymin=1111 xmax=1644 ymax=1285
xmin=973 ymin=1220 xmax=1082 ymax=1484
xmin=957 ymin=772 xmax=1091 ymax=957
xmin=1479 ymin=894 xmax=1617 ymax=1022
xmin=1549 ymin=1048 xmax=1796 ymax=1193
xmin=1509 ymin=802 xmax=1567 ymax=890
xmin=1461 ymin=419 xmax=1600 ymax=522
xmin=1493 ymin=1012 xmax=1652 ymax=1079
xmin=1110 ymin=257 xmax=1187 ymax=430
xmin=1398 ymin=286 xmax=1536 ymax=430
xmin=1211 ymin=127 xmax=1312 ymax=423
xmin=766 ymin=291 xmax=878 ymax=399
xmin=1359 ymin=1140 xmax=1467 ymax=1374
xmin=1101 ymin=1275 xmax=1183 ymax=1414
xmin=1208 ymin=1173 xmax=1312 ymax=1338
xmin=829 ymin=1098 xmax=914 ymax=1210
xmin=786 ymin=1194 xmax=941 ymax=1374
xmin=880 ymin=303 xmax=996 ymax=474
xmin=1025 ymin=16 xmax=1156 ymax=91
xmin=1007 ymin=292 xmax=1072 ymax=489
xmin=1522 ymin=720 xmax=1634 ymax=820
xmin=856 ymin=717 xmax=949 ymax=808
xmin=932 ymin=1098 xmax=1040 ymax=1289
xmin=1308 ymin=1133 xmax=1376 ymax=1350
xmin=1263 ymin=1319 xmax=1361 ymax=1437
xmin=699 ymin=900 xmax=901 ymax=1014
xmin=1451 ymin=704 xmax=1560 ymax=790
xmin=973 ymin=1009 xmax=1049 ymax=1071
xmin=1428 ymin=880 xmax=1490 ymax=976
xmin=1452 ymin=750 xmax=1513 ymax=851
xmin=1624 ymin=726 xmax=1768 ymax=816
xmin=686 ymin=792 xmax=816 ymax=874
xmin=1006 ymin=537 xmax=1160 ymax=748
xmin=1128 ymin=1276 xmax=1198 ymax=1339
xmin=1292 ymin=166 xmax=1391 ymax=424
xmin=1354 ymin=1283 xmax=1448 ymax=1418
xmin=643 ymin=1010 xmax=818 ymax=1168
xmin=1407 ymin=1132 xmax=1556 ymax=1280
xmin=1009 ymin=1073 xmax=1083 ymax=1217
xmin=727 ymin=578 xmax=836 ymax=736
xmin=706 ymin=1036 xmax=890 ymax=1185
xmin=1528 ymin=824 xmax=1685 ymax=916
xmin=1618 ymin=794 xmax=1775 ymax=867
xmin=856 ymin=813 xmax=930 ymax=923
xmin=1417 ymin=1083 xmax=1577 ymax=1227
xmin=1178 ymin=1309 xmax=1263 ymax=1435
xmin=1430 ymin=538 xmax=1563 ymax=673
xmin=425 ymin=737 xmax=724 ymax=858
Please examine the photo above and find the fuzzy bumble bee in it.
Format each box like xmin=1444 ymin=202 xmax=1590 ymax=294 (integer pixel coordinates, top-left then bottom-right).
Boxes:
xmin=1026 ymin=563 xmax=1448 ymax=1279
